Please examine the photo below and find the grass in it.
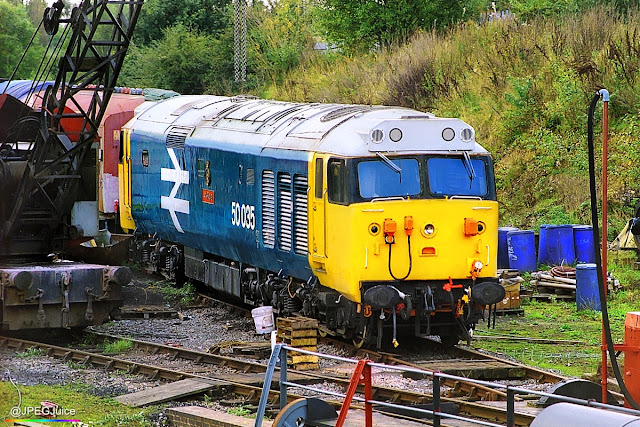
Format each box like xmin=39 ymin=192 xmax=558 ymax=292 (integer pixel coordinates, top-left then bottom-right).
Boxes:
xmin=103 ymin=339 xmax=133 ymax=354
xmin=472 ymin=251 xmax=640 ymax=377
xmin=227 ymin=405 xmax=253 ymax=418
xmin=158 ymin=281 xmax=196 ymax=305
xmin=15 ymin=347 xmax=46 ymax=358
xmin=0 ymin=382 xmax=160 ymax=426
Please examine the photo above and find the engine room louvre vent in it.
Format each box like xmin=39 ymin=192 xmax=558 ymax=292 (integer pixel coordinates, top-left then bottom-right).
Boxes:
xmin=293 ymin=175 xmax=308 ymax=255
xmin=166 ymin=126 xmax=193 ymax=148
xmin=278 ymin=173 xmax=293 ymax=252
xmin=262 ymin=170 xmax=275 ymax=248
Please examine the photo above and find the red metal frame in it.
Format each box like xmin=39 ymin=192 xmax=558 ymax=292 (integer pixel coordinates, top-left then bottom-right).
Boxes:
xmin=336 ymin=359 xmax=373 ymax=427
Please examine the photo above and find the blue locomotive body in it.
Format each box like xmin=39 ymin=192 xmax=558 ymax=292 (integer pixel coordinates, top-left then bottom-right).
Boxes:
xmin=129 ymin=129 xmax=313 ymax=282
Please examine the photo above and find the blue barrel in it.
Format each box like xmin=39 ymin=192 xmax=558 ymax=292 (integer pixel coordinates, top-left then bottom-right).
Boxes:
xmin=545 ymin=224 xmax=576 ymax=265
xmin=576 ymin=263 xmax=601 ymax=311
xmin=507 ymin=230 xmax=536 ymax=272
xmin=537 ymin=224 xmax=551 ymax=266
xmin=574 ymin=225 xmax=596 ymax=264
xmin=498 ymin=227 xmax=519 ymax=269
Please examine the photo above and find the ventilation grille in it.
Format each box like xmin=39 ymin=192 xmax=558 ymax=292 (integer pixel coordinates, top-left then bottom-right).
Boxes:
xmin=320 ymin=106 xmax=371 ymax=122
xmin=247 ymin=168 xmax=255 ymax=186
xmin=166 ymin=126 xmax=192 ymax=148
xmin=293 ymin=175 xmax=308 ymax=255
xmin=278 ymin=173 xmax=292 ymax=252
xmin=262 ymin=170 xmax=275 ymax=248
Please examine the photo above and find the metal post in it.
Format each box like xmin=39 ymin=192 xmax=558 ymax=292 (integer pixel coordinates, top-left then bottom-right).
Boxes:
xmin=255 ymin=343 xmax=283 ymax=427
xmin=233 ymin=0 xmax=247 ymax=83
xmin=433 ymin=374 xmax=441 ymax=427
xmin=363 ymin=362 xmax=372 ymax=427
xmin=507 ymin=387 xmax=515 ymax=427
xmin=601 ymin=93 xmax=609 ymax=404
xmin=336 ymin=359 xmax=371 ymax=427
xmin=279 ymin=346 xmax=288 ymax=409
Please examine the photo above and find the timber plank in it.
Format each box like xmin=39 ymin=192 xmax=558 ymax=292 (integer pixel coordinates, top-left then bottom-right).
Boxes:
xmin=406 ymin=359 xmax=527 ymax=380
xmin=116 ymin=378 xmax=224 ymax=407
xmin=116 ymin=372 xmax=316 ymax=407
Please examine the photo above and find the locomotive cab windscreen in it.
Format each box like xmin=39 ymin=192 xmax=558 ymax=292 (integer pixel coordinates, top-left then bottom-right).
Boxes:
xmin=325 ymin=154 xmax=496 ymax=203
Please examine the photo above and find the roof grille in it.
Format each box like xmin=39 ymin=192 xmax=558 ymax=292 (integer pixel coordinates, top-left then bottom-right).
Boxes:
xmin=320 ymin=106 xmax=372 ymax=122
xmin=166 ymin=126 xmax=192 ymax=148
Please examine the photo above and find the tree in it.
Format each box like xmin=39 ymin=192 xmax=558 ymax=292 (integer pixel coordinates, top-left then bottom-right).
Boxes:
xmin=315 ymin=0 xmax=481 ymax=52
xmin=135 ymin=0 xmax=232 ymax=45
xmin=25 ymin=0 xmax=49 ymax=45
xmin=119 ymin=23 xmax=235 ymax=95
xmin=248 ymin=0 xmax=315 ymax=86
xmin=0 ymin=0 xmax=44 ymax=79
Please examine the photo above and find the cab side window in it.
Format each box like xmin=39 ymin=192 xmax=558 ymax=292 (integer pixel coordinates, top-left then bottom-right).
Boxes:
xmin=315 ymin=158 xmax=323 ymax=199
xmin=327 ymin=158 xmax=347 ymax=204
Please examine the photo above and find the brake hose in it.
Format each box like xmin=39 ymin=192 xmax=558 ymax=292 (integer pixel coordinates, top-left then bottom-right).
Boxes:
xmin=388 ymin=235 xmax=412 ymax=280
xmin=587 ymin=89 xmax=640 ymax=409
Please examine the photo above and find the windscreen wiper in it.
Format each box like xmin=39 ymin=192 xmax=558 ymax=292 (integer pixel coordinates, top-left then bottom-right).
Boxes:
xmin=377 ymin=152 xmax=401 ymax=174
xmin=462 ymin=151 xmax=476 ymax=187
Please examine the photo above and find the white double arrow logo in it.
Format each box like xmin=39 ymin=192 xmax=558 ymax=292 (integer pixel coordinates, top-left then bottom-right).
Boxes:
xmin=161 ymin=148 xmax=190 ymax=233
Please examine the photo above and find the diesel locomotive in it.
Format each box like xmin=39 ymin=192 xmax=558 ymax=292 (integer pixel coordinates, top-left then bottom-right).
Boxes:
xmin=119 ymin=95 xmax=505 ymax=347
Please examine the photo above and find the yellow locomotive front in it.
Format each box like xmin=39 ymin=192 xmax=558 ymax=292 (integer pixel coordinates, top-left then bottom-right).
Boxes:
xmin=307 ymin=118 xmax=503 ymax=347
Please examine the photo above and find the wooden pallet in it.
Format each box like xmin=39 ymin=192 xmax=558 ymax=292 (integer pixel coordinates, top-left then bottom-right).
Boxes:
xmin=277 ymin=317 xmax=319 ymax=370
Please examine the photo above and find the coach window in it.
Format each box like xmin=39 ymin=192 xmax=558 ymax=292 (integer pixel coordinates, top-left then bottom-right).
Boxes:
xmin=315 ymin=158 xmax=323 ymax=199
xmin=327 ymin=158 xmax=347 ymax=204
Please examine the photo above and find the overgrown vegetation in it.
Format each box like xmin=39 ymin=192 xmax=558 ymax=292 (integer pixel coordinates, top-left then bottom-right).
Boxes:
xmin=266 ymin=7 xmax=640 ymax=230
xmin=103 ymin=338 xmax=133 ymax=354
xmin=158 ymin=281 xmax=197 ymax=305
xmin=7 ymin=1 xmax=640 ymax=231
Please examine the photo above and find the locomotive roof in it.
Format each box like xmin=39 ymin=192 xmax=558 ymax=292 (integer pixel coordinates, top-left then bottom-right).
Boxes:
xmin=126 ymin=95 xmax=491 ymax=157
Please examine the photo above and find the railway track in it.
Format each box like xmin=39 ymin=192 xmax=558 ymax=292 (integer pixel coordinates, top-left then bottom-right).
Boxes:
xmin=194 ymin=292 xmax=567 ymax=388
xmin=1 ymin=332 xmax=537 ymax=425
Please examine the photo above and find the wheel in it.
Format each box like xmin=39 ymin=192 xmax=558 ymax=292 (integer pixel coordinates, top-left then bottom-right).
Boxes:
xmin=272 ymin=397 xmax=337 ymax=427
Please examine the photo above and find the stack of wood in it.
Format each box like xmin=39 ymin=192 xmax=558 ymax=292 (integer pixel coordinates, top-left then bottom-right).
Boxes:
xmin=276 ymin=317 xmax=319 ymax=371
xmin=531 ymin=268 xmax=618 ymax=296
xmin=531 ymin=271 xmax=577 ymax=297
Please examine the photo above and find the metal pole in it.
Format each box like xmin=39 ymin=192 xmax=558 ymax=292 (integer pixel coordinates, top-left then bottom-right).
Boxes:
xmin=507 ymin=388 xmax=515 ymax=427
xmin=433 ymin=375 xmax=441 ymax=427
xmin=601 ymin=97 xmax=609 ymax=404
xmin=233 ymin=0 xmax=247 ymax=83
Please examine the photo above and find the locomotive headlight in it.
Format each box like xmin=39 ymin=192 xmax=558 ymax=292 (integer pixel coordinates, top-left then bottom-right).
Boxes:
xmin=460 ymin=127 xmax=474 ymax=143
xmin=442 ymin=127 xmax=455 ymax=141
xmin=389 ymin=128 xmax=403 ymax=142
xmin=422 ymin=223 xmax=435 ymax=237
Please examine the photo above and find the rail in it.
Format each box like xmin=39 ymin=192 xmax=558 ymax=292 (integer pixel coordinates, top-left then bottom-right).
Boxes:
xmin=256 ymin=343 xmax=640 ymax=427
